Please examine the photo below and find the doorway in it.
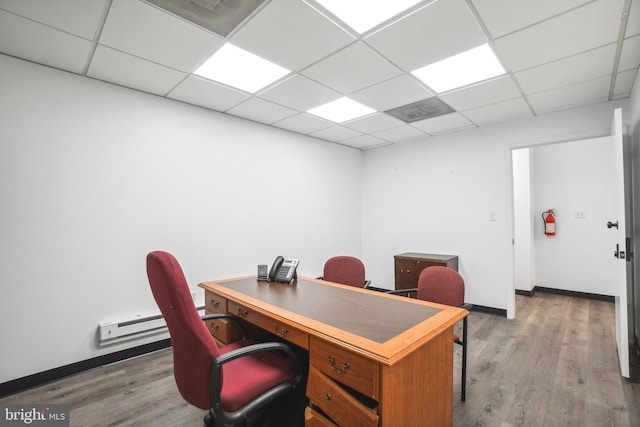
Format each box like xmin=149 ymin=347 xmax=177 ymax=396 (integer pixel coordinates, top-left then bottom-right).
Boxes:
xmin=512 ymin=137 xmax=620 ymax=296
xmin=511 ymin=114 xmax=636 ymax=379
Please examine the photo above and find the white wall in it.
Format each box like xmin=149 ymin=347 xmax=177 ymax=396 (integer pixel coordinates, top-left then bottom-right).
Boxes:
xmin=361 ymin=98 xmax=628 ymax=315
xmin=530 ymin=137 xmax=619 ymax=295
xmin=512 ymin=148 xmax=534 ymax=292
xmin=0 ymin=55 xmax=363 ymax=383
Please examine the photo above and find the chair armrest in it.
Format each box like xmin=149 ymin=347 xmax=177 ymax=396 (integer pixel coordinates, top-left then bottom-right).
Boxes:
xmin=213 ymin=341 xmax=301 ymax=371
xmin=200 ymin=313 xmax=247 ymax=340
xmin=385 ymin=288 xmax=418 ymax=296
xmin=363 ymin=280 xmax=372 ymax=289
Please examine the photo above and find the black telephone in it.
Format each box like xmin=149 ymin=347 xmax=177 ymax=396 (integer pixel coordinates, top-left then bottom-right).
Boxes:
xmin=268 ymin=256 xmax=299 ymax=283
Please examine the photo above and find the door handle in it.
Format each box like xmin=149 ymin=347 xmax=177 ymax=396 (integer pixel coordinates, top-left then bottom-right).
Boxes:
xmin=607 ymin=221 xmax=619 ymax=229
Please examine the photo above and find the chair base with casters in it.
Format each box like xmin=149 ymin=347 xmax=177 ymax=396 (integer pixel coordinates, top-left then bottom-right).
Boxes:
xmin=146 ymin=251 xmax=304 ymax=427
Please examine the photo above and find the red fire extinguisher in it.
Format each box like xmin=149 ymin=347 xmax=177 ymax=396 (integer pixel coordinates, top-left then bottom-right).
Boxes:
xmin=542 ymin=209 xmax=556 ymax=236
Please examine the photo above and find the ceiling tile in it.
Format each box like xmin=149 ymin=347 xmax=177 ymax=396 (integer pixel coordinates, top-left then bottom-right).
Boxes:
xmin=619 ymin=34 xmax=640 ymax=71
xmin=463 ymin=98 xmax=532 ymax=125
xmin=614 ymin=68 xmax=638 ymax=96
xmin=0 ymin=0 xmax=108 ymax=39
xmin=229 ymin=0 xmax=355 ymax=71
xmin=371 ymin=125 xmax=425 ymax=142
xmin=470 ymin=0 xmax=592 ymax=39
xmin=259 ymin=74 xmax=341 ymax=111
xmin=440 ymin=75 xmax=521 ymax=111
xmin=350 ymin=75 xmax=433 ymax=111
xmin=227 ymin=97 xmax=298 ymax=124
xmin=309 ymin=125 xmax=363 ymax=142
xmin=0 ymin=10 xmax=94 ymax=74
xmin=527 ymin=75 xmax=611 ymax=113
xmin=341 ymin=134 xmax=389 ymax=149
xmin=365 ymin=0 xmax=487 ymax=71
xmin=625 ymin=0 xmax=640 ymax=38
xmin=514 ymin=44 xmax=616 ymax=95
xmin=343 ymin=113 xmax=405 ymax=133
xmin=87 ymin=45 xmax=186 ymax=95
xmin=411 ymin=113 xmax=475 ymax=134
xmin=99 ymin=0 xmax=224 ymax=72
xmin=273 ymin=113 xmax=333 ymax=134
xmin=301 ymin=42 xmax=402 ymax=94
xmin=494 ymin=0 xmax=623 ymax=72
xmin=0 ymin=0 xmax=633 ymax=151
xmin=167 ymin=76 xmax=250 ymax=112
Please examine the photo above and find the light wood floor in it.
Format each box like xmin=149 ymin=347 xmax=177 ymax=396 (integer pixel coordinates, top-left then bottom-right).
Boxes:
xmin=1 ymin=293 xmax=639 ymax=426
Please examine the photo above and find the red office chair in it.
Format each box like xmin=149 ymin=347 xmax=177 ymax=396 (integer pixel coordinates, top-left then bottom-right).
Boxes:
xmin=389 ymin=266 xmax=470 ymax=401
xmin=146 ymin=251 xmax=303 ymax=427
xmin=320 ymin=256 xmax=372 ymax=288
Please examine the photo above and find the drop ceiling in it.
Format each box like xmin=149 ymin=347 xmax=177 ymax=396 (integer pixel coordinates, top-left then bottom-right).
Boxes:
xmin=0 ymin=0 xmax=637 ymax=149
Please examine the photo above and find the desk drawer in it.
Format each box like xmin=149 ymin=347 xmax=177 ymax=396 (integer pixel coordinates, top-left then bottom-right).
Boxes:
xmin=307 ymin=366 xmax=378 ymax=427
xmin=309 ymin=337 xmax=378 ymax=400
xmin=203 ymin=317 xmax=242 ymax=345
xmin=304 ymin=406 xmax=337 ymax=427
xmin=205 ymin=291 xmax=227 ymax=314
xmin=228 ymin=300 xmax=309 ymax=350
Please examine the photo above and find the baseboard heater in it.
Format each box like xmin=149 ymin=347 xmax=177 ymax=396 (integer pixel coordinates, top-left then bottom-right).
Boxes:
xmin=98 ymin=306 xmax=204 ymax=346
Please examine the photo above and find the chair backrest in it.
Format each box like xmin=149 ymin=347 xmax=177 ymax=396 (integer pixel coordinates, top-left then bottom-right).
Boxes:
xmin=323 ymin=256 xmax=367 ymax=288
xmin=146 ymin=251 xmax=219 ymax=410
xmin=417 ymin=266 xmax=465 ymax=307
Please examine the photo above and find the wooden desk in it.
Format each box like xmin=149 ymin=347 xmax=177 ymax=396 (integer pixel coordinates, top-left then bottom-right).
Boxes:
xmin=199 ymin=276 xmax=467 ymax=427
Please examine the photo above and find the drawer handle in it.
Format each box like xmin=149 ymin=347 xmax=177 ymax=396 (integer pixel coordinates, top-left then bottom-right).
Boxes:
xmin=210 ymin=299 xmax=220 ymax=308
xmin=273 ymin=323 xmax=288 ymax=338
xmin=328 ymin=355 xmax=350 ymax=374
xmin=325 ymin=393 xmax=331 ymax=401
xmin=237 ymin=307 xmax=249 ymax=318
xmin=210 ymin=324 xmax=219 ymax=332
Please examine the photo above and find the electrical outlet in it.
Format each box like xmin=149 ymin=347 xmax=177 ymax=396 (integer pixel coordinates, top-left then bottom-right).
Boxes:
xmin=574 ymin=211 xmax=586 ymax=219
xmin=489 ymin=211 xmax=497 ymax=221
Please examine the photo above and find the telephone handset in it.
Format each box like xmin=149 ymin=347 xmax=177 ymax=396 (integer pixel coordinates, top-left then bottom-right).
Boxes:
xmin=268 ymin=256 xmax=299 ymax=283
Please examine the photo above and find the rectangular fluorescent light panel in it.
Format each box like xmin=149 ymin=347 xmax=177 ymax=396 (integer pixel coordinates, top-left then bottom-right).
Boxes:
xmin=412 ymin=44 xmax=505 ymax=93
xmin=314 ymin=0 xmax=423 ymax=33
xmin=308 ymin=97 xmax=376 ymax=123
xmin=194 ymin=43 xmax=290 ymax=93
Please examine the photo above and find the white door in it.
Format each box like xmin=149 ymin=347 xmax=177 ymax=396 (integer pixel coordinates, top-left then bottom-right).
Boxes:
xmin=612 ymin=108 xmax=630 ymax=378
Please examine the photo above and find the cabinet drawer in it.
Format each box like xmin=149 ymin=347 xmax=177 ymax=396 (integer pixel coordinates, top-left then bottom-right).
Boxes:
xmin=307 ymin=366 xmax=378 ymax=427
xmin=205 ymin=291 xmax=227 ymax=314
xmin=305 ymin=406 xmax=337 ymax=427
xmin=203 ymin=317 xmax=242 ymax=345
xmin=394 ymin=259 xmax=430 ymax=285
xmin=309 ymin=337 xmax=378 ymax=400
xmin=228 ymin=300 xmax=309 ymax=349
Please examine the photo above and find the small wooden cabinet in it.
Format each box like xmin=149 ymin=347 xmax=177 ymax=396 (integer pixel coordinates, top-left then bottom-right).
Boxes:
xmin=394 ymin=252 xmax=458 ymax=290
